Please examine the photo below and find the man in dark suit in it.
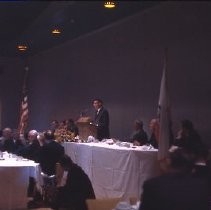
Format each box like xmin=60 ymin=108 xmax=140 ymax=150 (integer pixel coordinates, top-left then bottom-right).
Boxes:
xmin=92 ymin=98 xmax=110 ymax=140
xmin=51 ymin=154 xmax=95 ymax=210
xmin=130 ymin=120 xmax=148 ymax=146
xmin=140 ymin=148 xmax=210 ymax=210
xmin=39 ymin=130 xmax=64 ymax=176
xmin=17 ymin=129 xmax=41 ymax=162
xmin=1 ymin=127 xmax=16 ymax=153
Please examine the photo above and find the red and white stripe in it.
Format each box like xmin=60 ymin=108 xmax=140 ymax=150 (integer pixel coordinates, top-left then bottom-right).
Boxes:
xmin=19 ymin=94 xmax=29 ymax=134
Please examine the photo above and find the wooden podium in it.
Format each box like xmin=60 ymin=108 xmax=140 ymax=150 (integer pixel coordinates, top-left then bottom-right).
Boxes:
xmin=76 ymin=117 xmax=97 ymax=141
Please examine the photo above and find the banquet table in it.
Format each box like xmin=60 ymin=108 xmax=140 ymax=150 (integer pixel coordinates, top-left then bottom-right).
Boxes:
xmin=63 ymin=142 xmax=159 ymax=200
xmin=0 ymin=155 xmax=41 ymax=210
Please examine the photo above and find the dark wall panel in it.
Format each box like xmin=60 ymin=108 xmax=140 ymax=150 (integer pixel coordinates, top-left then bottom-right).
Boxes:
xmin=0 ymin=57 xmax=25 ymax=129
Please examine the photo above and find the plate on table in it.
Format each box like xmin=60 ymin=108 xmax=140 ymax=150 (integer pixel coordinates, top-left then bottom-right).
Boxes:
xmin=22 ymin=158 xmax=29 ymax=161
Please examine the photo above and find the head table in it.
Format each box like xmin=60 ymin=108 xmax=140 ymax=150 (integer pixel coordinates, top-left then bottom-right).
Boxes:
xmin=0 ymin=154 xmax=41 ymax=210
xmin=63 ymin=141 xmax=160 ymax=201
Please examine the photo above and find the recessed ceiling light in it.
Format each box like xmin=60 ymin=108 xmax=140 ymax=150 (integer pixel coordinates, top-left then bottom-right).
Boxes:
xmin=104 ymin=1 xmax=116 ymax=9
xmin=17 ymin=45 xmax=28 ymax=51
xmin=52 ymin=28 xmax=61 ymax=35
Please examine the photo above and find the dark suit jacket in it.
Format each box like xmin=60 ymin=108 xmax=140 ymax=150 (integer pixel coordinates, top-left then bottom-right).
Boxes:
xmin=53 ymin=163 xmax=95 ymax=210
xmin=2 ymin=138 xmax=16 ymax=153
xmin=140 ymin=172 xmax=210 ymax=210
xmin=130 ymin=129 xmax=148 ymax=145
xmin=17 ymin=140 xmax=41 ymax=162
xmin=94 ymin=107 xmax=110 ymax=140
xmin=39 ymin=140 xmax=64 ymax=175
xmin=148 ymin=133 xmax=158 ymax=149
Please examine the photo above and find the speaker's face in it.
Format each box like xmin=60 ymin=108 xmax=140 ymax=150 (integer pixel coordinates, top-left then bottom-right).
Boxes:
xmin=93 ymin=100 xmax=102 ymax=110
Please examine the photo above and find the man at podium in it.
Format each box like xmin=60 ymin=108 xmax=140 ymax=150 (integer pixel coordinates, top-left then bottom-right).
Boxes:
xmin=92 ymin=98 xmax=110 ymax=141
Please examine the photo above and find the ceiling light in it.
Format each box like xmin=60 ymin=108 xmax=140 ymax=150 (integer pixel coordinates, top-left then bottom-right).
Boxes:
xmin=17 ymin=45 xmax=28 ymax=51
xmin=104 ymin=1 xmax=116 ymax=9
xmin=52 ymin=28 xmax=61 ymax=35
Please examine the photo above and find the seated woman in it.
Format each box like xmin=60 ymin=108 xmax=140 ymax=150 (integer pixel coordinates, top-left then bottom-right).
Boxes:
xmin=66 ymin=118 xmax=79 ymax=138
xmin=130 ymin=120 xmax=148 ymax=146
xmin=174 ymin=119 xmax=202 ymax=152
xmin=51 ymin=154 xmax=95 ymax=210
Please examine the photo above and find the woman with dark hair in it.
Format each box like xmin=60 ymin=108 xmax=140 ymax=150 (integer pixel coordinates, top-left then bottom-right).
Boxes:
xmin=66 ymin=118 xmax=79 ymax=137
xmin=174 ymin=119 xmax=202 ymax=152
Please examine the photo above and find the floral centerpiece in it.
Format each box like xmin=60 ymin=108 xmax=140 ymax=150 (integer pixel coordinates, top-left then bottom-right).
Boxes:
xmin=54 ymin=128 xmax=76 ymax=143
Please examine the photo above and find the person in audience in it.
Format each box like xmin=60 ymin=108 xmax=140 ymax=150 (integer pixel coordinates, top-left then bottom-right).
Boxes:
xmin=51 ymin=154 xmax=95 ymax=210
xmin=17 ymin=129 xmax=41 ymax=162
xmin=148 ymin=118 xmax=174 ymax=149
xmin=66 ymin=118 xmax=79 ymax=137
xmin=192 ymin=144 xmax=211 ymax=179
xmin=130 ymin=120 xmax=148 ymax=146
xmin=92 ymin=98 xmax=110 ymax=140
xmin=58 ymin=120 xmax=67 ymax=129
xmin=50 ymin=120 xmax=59 ymax=132
xmin=37 ymin=132 xmax=46 ymax=147
xmin=173 ymin=119 xmax=202 ymax=152
xmin=12 ymin=129 xmax=25 ymax=154
xmin=140 ymin=148 xmax=210 ymax=210
xmin=1 ymin=127 xmax=16 ymax=153
xmin=39 ymin=130 xmax=64 ymax=176
xmin=148 ymin=118 xmax=159 ymax=148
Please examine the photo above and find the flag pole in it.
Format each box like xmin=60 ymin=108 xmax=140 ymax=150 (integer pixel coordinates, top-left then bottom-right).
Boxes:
xmin=22 ymin=66 xmax=29 ymax=94
xmin=157 ymin=48 xmax=171 ymax=166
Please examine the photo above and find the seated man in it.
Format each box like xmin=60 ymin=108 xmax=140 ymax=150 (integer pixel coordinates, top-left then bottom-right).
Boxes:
xmin=39 ymin=130 xmax=65 ymax=176
xmin=51 ymin=154 xmax=95 ymax=210
xmin=17 ymin=129 xmax=41 ymax=162
xmin=130 ymin=120 xmax=148 ymax=146
xmin=1 ymin=127 xmax=16 ymax=153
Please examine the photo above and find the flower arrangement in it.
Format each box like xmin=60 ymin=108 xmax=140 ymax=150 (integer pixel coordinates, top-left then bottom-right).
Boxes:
xmin=54 ymin=128 xmax=76 ymax=143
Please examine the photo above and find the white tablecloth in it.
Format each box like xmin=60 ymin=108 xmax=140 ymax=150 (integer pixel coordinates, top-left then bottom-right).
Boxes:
xmin=0 ymin=158 xmax=41 ymax=210
xmin=64 ymin=142 xmax=159 ymax=200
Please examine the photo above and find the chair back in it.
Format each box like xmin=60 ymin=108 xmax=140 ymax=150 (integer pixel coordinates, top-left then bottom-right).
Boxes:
xmin=86 ymin=197 xmax=122 ymax=210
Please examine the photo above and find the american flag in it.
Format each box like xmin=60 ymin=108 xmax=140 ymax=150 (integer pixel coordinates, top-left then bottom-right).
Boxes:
xmin=18 ymin=67 xmax=29 ymax=134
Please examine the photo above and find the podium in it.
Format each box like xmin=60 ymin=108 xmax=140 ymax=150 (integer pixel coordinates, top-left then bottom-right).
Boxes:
xmin=76 ymin=117 xmax=97 ymax=141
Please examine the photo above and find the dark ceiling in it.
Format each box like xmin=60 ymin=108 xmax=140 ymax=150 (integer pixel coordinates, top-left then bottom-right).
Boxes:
xmin=0 ymin=1 xmax=160 ymax=57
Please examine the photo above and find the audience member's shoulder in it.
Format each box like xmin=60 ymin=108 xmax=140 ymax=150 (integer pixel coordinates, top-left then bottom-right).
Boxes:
xmin=143 ymin=173 xmax=169 ymax=187
xmin=71 ymin=163 xmax=89 ymax=177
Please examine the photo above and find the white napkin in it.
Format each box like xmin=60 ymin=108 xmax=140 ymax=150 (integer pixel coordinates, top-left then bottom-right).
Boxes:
xmin=87 ymin=136 xmax=95 ymax=142
xmin=131 ymin=201 xmax=141 ymax=210
xmin=114 ymin=201 xmax=132 ymax=210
